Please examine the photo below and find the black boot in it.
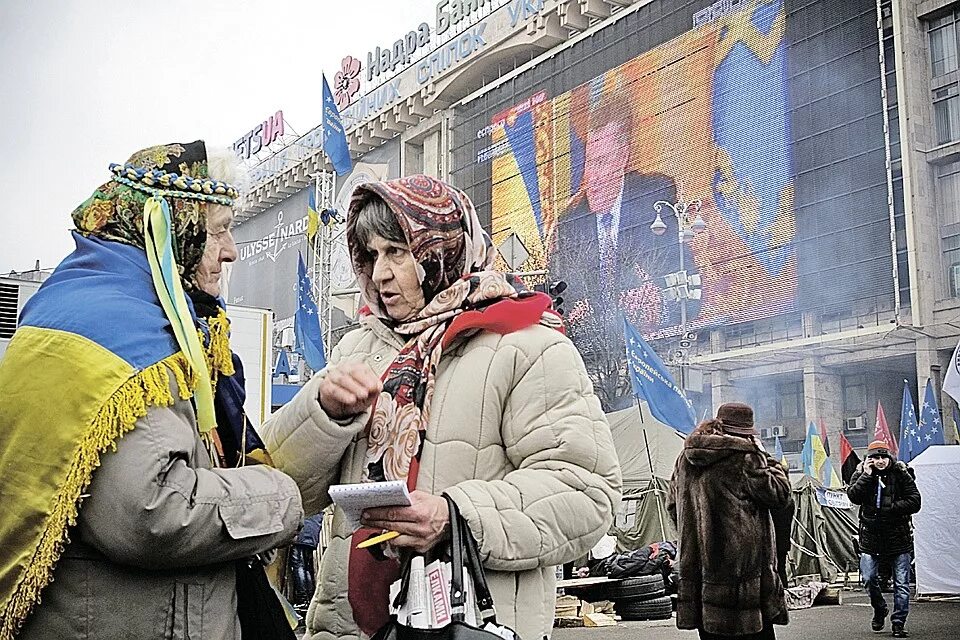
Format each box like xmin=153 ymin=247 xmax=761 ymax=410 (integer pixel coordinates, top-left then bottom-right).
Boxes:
xmin=872 ymin=606 xmax=888 ymax=632
xmin=891 ymin=622 xmax=908 ymax=638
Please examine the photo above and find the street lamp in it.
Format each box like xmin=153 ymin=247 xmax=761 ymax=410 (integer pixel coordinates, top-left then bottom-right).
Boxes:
xmin=650 ymin=197 xmax=706 ymax=383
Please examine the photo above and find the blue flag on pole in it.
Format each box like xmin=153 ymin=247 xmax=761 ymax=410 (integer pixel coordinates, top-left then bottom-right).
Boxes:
xmin=623 ymin=318 xmax=696 ymax=434
xmin=903 ymin=379 xmax=945 ymax=462
xmin=322 ymin=74 xmax=353 ymax=174
xmin=899 ymin=381 xmax=919 ymax=462
xmin=294 ymin=254 xmax=327 ymax=371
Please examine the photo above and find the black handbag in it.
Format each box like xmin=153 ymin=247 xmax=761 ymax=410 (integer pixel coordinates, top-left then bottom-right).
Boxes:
xmin=235 ymin=556 xmax=297 ymax=640
xmin=370 ymin=495 xmax=520 ymax=640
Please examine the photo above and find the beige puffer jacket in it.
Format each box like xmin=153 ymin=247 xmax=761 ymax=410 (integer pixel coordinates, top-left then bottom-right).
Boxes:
xmin=263 ymin=316 xmax=622 ymax=640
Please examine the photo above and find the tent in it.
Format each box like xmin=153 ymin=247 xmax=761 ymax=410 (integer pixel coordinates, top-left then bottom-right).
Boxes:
xmin=911 ymin=445 xmax=960 ymax=595
xmin=787 ymin=475 xmax=859 ymax=584
xmin=605 ymin=407 xmax=862 ymax=583
xmin=606 ymin=403 xmax=685 ymax=550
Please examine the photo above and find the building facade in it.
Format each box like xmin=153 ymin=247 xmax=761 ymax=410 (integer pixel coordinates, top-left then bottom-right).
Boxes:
xmin=232 ymin=0 xmax=960 ymax=467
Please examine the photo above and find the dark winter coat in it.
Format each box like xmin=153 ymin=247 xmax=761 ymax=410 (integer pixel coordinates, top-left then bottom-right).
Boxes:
xmin=589 ymin=541 xmax=677 ymax=579
xmin=772 ymin=493 xmax=796 ymax=586
xmin=847 ymin=460 xmax=921 ymax=557
xmin=666 ymin=425 xmax=791 ymax=636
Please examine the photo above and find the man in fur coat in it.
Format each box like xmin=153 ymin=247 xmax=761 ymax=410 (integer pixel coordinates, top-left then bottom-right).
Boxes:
xmin=667 ymin=403 xmax=791 ymax=640
xmin=847 ymin=440 xmax=921 ymax=638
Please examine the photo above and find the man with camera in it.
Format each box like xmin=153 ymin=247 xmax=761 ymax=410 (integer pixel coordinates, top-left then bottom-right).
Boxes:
xmin=847 ymin=440 xmax=922 ymax=638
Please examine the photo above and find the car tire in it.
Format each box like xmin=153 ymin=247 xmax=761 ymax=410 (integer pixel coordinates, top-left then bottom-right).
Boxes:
xmin=606 ymin=574 xmax=665 ymax=601
xmin=614 ymin=595 xmax=674 ymax=621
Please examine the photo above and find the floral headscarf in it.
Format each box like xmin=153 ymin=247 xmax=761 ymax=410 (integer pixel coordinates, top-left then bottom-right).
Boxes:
xmin=344 ymin=175 xmax=562 ymax=635
xmin=71 ymin=141 xmax=231 ymax=287
xmin=348 ymin=173 xmax=492 ymax=321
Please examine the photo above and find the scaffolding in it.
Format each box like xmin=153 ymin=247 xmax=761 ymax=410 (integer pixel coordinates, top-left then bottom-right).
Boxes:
xmin=310 ymin=170 xmax=339 ymax=360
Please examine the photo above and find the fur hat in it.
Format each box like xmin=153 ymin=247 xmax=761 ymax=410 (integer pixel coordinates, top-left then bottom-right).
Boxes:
xmin=716 ymin=402 xmax=756 ymax=436
xmin=867 ymin=440 xmax=891 ymax=457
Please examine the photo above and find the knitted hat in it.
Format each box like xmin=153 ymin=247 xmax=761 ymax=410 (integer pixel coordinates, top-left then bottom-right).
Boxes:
xmin=867 ymin=440 xmax=890 ymax=457
xmin=716 ymin=402 xmax=756 ymax=436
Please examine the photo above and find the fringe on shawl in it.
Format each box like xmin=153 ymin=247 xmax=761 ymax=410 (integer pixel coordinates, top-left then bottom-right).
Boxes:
xmin=0 ymin=353 xmax=197 ymax=640
xmin=202 ymin=307 xmax=235 ymax=387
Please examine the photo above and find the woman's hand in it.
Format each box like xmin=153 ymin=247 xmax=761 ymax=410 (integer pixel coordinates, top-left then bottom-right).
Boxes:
xmin=318 ymin=361 xmax=382 ymax=419
xmin=361 ymin=490 xmax=451 ymax=554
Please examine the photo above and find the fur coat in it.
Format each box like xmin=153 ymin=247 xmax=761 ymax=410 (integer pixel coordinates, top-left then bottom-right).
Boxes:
xmin=666 ymin=421 xmax=791 ymax=636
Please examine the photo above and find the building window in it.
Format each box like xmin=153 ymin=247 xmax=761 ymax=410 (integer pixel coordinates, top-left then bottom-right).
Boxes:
xmin=943 ymin=234 xmax=960 ymax=298
xmin=934 ymin=83 xmax=960 ymax=145
xmin=930 ymin=12 xmax=959 ymax=77
xmin=776 ymin=381 xmax=802 ymax=420
xmin=842 ymin=374 xmax=867 ymax=417
xmin=938 ymin=161 xmax=960 ymax=226
xmin=950 ymin=261 xmax=960 ymax=298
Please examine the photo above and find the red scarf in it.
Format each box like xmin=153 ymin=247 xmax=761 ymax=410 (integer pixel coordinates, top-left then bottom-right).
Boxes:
xmin=348 ymin=286 xmax=561 ymax=635
xmin=343 ymin=176 xmax=564 ymax=634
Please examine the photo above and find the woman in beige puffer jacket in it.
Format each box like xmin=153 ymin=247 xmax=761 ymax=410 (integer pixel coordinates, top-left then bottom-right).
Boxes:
xmin=263 ymin=175 xmax=621 ymax=640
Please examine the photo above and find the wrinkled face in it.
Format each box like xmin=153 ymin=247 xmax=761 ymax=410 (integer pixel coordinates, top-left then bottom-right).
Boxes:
xmin=366 ymin=233 xmax=425 ymax=322
xmin=871 ymin=454 xmax=891 ymax=470
xmin=584 ymin=121 xmax=629 ymax=214
xmin=193 ymin=204 xmax=238 ymax=297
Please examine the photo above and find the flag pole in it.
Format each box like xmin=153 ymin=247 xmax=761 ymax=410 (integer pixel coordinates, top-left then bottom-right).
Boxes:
xmin=637 ymin=397 xmax=667 ymax=542
xmin=641 ymin=426 xmax=667 ymax=542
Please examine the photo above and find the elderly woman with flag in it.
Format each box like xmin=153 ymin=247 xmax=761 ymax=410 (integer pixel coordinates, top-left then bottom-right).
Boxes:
xmin=262 ymin=174 xmax=622 ymax=640
xmin=0 ymin=141 xmax=307 ymax=640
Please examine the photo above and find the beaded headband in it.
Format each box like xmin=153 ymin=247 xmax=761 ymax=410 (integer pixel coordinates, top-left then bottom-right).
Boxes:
xmin=109 ymin=162 xmax=239 ymax=206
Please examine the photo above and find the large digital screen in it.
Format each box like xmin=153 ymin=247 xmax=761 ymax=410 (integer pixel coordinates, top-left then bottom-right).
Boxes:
xmin=487 ymin=0 xmax=796 ymax=340
xmin=451 ymin=0 xmax=899 ymax=409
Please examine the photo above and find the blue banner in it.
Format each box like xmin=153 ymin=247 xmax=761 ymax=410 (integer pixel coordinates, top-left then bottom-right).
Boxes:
xmin=322 ymin=74 xmax=353 ymax=174
xmin=294 ymin=254 xmax=327 ymax=371
xmin=902 ymin=379 xmax=945 ymax=462
xmin=899 ymin=381 xmax=918 ymax=462
xmin=623 ymin=318 xmax=695 ymax=434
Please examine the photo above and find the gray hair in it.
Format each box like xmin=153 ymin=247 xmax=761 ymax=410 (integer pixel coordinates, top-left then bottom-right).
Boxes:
xmin=352 ymin=196 xmax=406 ymax=250
xmin=206 ymin=146 xmax=245 ymax=191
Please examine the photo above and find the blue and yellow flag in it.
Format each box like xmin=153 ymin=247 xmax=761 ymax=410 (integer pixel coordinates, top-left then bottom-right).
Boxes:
xmin=821 ymin=457 xmax=842 ymax=488
xmin=774 ymin=435 xmax=788 ymax=468
xmin=0 ymin=234 xmax=207 ymax=638
xmin=802 ymin=421 xmax=828 ymax=479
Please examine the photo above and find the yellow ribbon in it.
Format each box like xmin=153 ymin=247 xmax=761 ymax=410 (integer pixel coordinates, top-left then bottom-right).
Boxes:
xmin=142 ymin=196 xmax=216 ymax=433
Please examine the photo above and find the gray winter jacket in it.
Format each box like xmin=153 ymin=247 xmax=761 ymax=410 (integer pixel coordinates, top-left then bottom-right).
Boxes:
xmin=18 ymin=378 xmax=305 ymax=640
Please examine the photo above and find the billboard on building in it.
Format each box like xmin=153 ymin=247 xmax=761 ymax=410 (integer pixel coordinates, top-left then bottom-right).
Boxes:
xmin=229 ymin=188 xmax=312 ymax=322
xmin=229 ymin=159 xmax=397 ymax=328
xmin=452 ymin=0 xmax=897 ymax=409
xmin=489 ymin=0 xmax=796 ymax=339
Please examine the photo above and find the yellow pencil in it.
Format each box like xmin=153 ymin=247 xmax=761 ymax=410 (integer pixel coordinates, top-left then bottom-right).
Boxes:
xmin=356 ymin=530 xmax=400 ymax=549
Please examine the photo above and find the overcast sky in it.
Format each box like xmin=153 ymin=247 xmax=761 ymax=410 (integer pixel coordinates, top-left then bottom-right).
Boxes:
xmin=0 ymin=0 xmax=437 ymax=272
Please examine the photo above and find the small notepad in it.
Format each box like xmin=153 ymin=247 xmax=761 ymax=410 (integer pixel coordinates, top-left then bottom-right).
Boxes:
xmin=328 ymin=480 xmax=412 ymax=531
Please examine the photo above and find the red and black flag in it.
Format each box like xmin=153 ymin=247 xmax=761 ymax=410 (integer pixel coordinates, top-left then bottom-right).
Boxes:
xmin=839 ymin=431 xmax=861 ymax=485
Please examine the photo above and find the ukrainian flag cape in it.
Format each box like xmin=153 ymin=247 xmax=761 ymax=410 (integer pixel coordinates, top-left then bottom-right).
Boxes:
xmin=0 ymin=232 xmax=210 ymax=638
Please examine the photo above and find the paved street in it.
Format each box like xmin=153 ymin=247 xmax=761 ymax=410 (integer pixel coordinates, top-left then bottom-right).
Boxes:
xmin=553 ymin=592 xmax=959 ymax=640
